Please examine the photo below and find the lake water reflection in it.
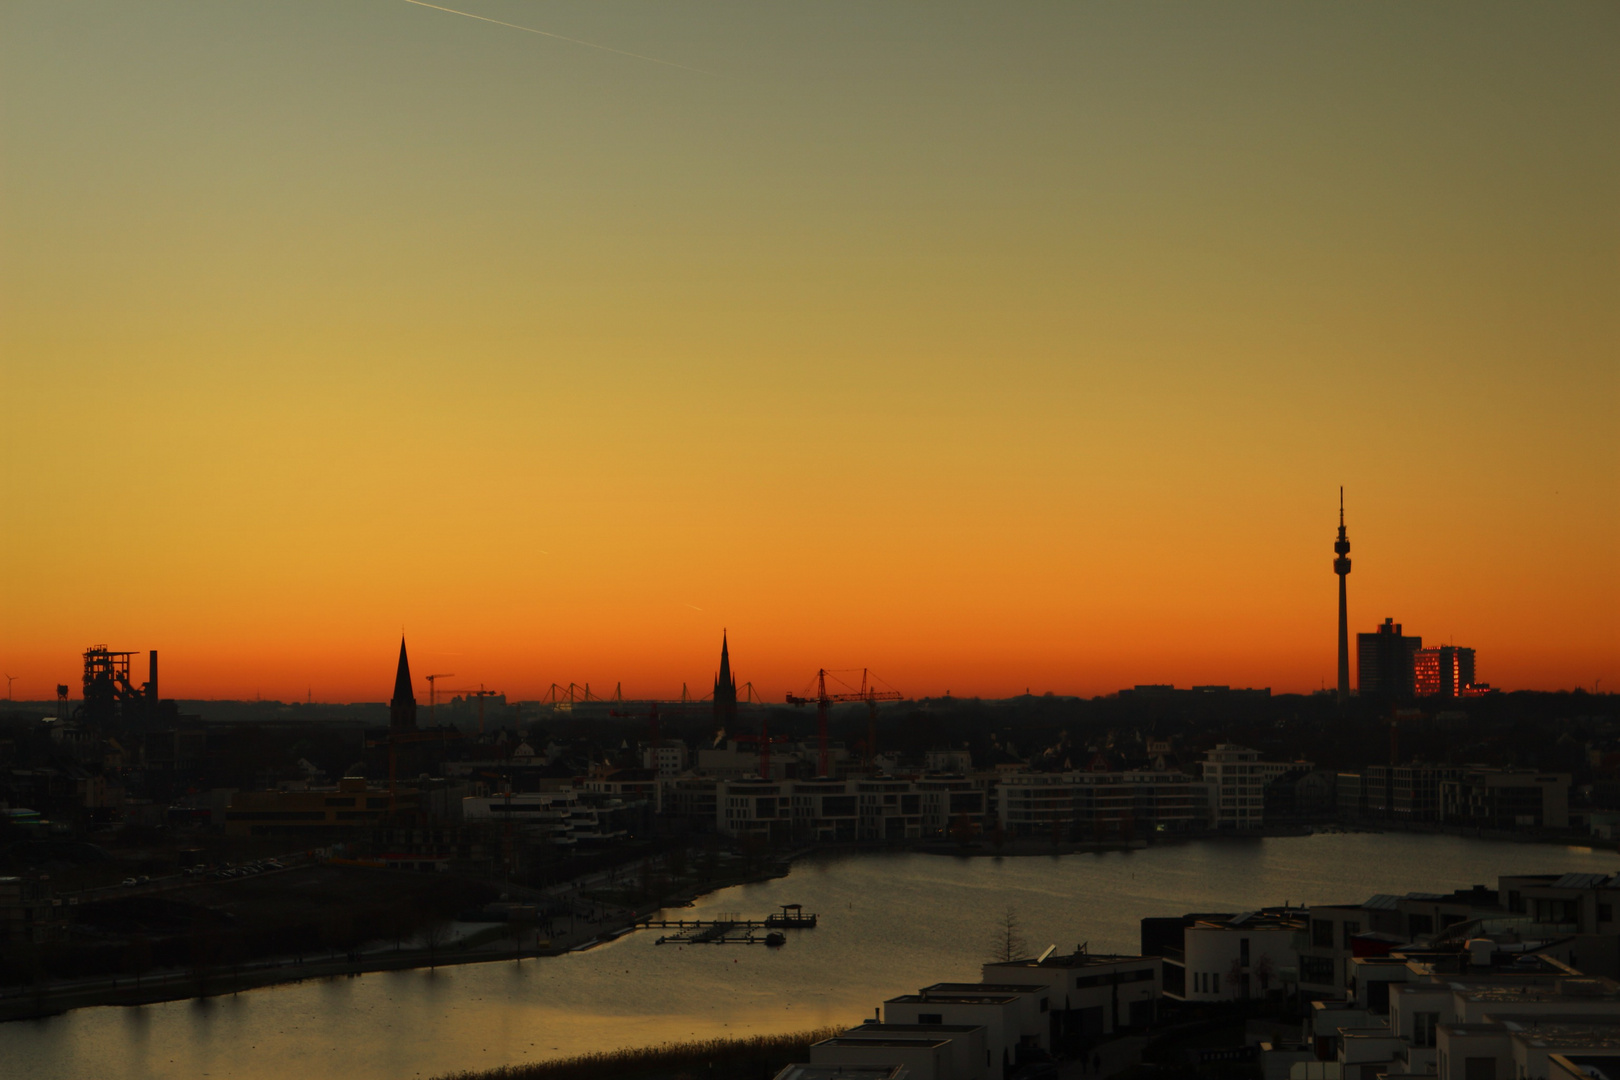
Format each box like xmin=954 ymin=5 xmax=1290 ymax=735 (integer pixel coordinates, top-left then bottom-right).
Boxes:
xmin=4 ymin=833 xmax=1615 ymax=1080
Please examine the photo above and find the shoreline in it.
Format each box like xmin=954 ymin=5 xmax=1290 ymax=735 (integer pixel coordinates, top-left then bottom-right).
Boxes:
xmin=5 ymin=826 xmax=1605 ymax=1023
xmin=0 ymin=855 xmax=799 ymax=1023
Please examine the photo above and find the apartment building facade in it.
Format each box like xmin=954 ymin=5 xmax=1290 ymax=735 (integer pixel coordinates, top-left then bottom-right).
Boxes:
xmin=1199 ymin=745 xmax=1300 ymax=830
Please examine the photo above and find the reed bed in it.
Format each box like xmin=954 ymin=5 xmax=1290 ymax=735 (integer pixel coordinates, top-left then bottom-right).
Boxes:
xmin=433 ymin=1026 xmax=844 ymax=1080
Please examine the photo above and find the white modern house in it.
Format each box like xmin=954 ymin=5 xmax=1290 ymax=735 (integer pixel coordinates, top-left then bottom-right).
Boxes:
xmin=1180 ymin=909 xmax=1304 ymax=1002
xmin=984 ymin=948 xmax=1162 ymax=1036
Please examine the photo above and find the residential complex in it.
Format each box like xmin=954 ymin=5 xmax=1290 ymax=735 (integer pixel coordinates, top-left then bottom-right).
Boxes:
xmin=769 ymin=945 xmax=1167 ymax=1080
xmin=1135 ymin=872 xmax=1620 ymax=1080
xmin=1415 ymin=646 xmax=1478 ymax=698
xmin=1199 ymin=744 xmax=1303 ymax=830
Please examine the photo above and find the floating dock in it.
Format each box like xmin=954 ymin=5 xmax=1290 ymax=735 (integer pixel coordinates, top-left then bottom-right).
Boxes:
xmin=639 ymin=905 xmax=818 ymax=945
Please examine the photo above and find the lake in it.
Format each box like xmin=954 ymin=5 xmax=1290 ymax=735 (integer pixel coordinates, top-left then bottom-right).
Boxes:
xmin=4 ymin=832 xmax=1615 ymax=1080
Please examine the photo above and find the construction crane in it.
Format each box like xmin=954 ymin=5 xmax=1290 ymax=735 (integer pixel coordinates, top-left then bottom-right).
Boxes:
xmin=733 ymin=717 xmax=792 ymax=780
xmin=424 ymin=673 xmax=455 ymax=722
xmin=787 ymin=669 xmax=903 ymax=777
xmin=438 ymin=685 xmax=502 ymax=734
xmin=366 ymin=726 xmax=463 ymax=812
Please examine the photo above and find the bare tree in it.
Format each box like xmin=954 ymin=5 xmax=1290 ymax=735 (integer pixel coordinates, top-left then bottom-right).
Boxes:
xmin=1254 ymin=954 xmax=1276 ymax=996
xmin=989 ymin=906 xmax=1029 ymax=963
xmin=423 ymin=920 xmax=451 ymax=970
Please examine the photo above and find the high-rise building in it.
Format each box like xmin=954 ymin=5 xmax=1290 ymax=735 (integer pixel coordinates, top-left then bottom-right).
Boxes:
xmin=713 ymin=630 xmax=737 ymax=729
xmin=1357 ymin=618 xmax=1422 ymax=700
xmin=1334 ymin=488 xmax=1352 ymax=705
xmin=1414 ymin=646 xmax=1476 ymax=698
xmin=390 ymin=636 xmax=417 ymax=733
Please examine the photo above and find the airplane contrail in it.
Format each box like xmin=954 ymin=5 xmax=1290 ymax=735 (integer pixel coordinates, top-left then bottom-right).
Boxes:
xmin=400 ymin=0 xmax=718 ymax=77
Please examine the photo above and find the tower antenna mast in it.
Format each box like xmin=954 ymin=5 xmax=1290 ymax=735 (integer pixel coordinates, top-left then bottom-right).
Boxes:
xmin=1334 ymin=486 xmax=1353 ymax=707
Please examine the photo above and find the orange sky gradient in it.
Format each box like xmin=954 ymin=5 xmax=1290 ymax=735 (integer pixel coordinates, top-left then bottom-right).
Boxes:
xmin=2 ymin=2 xmax=1616 ymax=702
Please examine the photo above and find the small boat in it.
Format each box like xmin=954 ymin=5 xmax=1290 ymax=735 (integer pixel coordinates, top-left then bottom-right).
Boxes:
xmin=764 ymin=932 xmax=786 ymax=947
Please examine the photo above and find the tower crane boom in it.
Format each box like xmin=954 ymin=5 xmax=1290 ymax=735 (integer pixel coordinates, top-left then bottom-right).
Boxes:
xmin=787 ymin=668 xmax=903 ymax=777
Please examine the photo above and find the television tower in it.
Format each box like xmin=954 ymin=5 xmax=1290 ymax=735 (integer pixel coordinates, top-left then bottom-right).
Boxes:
xmin=1334 ymin=487 xmax=1352 ymax=705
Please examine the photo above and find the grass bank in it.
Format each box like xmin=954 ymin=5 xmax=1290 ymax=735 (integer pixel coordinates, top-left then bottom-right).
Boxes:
xmin=431 ymin=1026 xmax=842 ymax=1080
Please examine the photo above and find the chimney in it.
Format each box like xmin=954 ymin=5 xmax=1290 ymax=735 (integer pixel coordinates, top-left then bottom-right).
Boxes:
xmin=148 ymin=650 xmax=159 ymax=719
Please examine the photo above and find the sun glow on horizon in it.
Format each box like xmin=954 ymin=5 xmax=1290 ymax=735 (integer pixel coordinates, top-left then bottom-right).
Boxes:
xmin=2 ymin=1 xmax=1615 ymax=701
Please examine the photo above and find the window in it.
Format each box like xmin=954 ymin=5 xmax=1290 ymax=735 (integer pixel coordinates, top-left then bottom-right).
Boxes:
xmin=1313 ymin=920 xmax=1335 ymax=948
xmin=1408 ymin=913 xmax=1434 ymax=936
xmin=1598 ymin=903 xmax=1613 ymax=923
xmin=1412 ymin=1012 xmax=1439 ymax=1048
xmin=1536 ymin=898 xmax=1577 ymax=924
xmin=1212 ymin=973 xmax=1220 ymax=994
xmin=324 ymin=797 xmax=356 ymax=807
xmin=1299 ymin=956 xmax=1336 ymax=985
xmin=1342 ymin=921 xmax=1360 ymax=949
xmin=1463 ymin=1057 xmax=1496 ymax=1080
xmin=919 ymin=1014 xmax=942 ymax=1024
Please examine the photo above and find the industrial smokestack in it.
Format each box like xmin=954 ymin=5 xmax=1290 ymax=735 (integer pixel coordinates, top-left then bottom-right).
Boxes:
xmin=148 ymin=650 xmax=159 ymax=718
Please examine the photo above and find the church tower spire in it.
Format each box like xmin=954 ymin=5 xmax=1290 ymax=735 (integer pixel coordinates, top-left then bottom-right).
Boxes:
xmin=391 ymin=636 xmax=417 ymax=733
xmin=713 ymin=630 xmax=738 ymax=728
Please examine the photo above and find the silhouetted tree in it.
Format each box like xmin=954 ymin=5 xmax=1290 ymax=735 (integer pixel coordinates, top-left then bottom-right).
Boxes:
xmin=423 ymin=919 xmax=450 ymax=970
xmin=990 ymin=907 xmax=1028 ymax=963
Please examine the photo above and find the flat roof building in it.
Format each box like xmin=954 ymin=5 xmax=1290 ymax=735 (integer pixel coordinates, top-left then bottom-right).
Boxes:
xmin=983 ymin=949 xmax=1162 ymax=1037
xmin=1359 ymin=618 xmax=1422 ymax=700
xmin=225 ymin=776 xmax=417 ymax=837
xmin=809 ymin=1037 xmax=952 ymax=1080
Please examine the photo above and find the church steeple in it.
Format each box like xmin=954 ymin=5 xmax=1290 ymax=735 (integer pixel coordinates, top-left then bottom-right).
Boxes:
xmin=713 ymin=630 xmax=738 ymax=727
xmin=391 ymin=636 xmax=417 ymax=732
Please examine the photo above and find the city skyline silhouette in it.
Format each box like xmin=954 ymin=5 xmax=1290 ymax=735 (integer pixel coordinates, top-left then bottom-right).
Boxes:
xmin=2 ymin=2 xmax=1613 ymax=700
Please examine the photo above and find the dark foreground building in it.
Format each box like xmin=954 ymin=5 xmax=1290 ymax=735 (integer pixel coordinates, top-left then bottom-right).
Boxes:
xmin=1358 ymin=618 xmax=1421 ymax=700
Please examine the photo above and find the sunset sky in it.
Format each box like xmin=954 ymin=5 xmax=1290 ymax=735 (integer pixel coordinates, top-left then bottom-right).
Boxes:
xmin=2 ymin=1 xmax=1615 ymax=702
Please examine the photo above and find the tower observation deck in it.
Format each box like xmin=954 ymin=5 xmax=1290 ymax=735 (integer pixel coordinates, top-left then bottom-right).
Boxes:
xmin=1334 ymin=487 xmax=1352 ymax=705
